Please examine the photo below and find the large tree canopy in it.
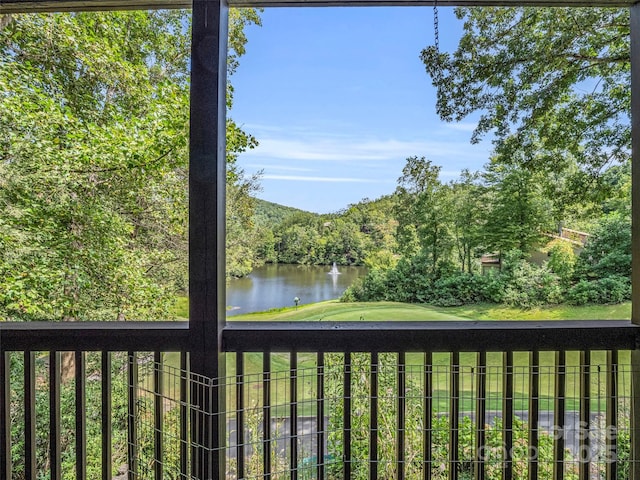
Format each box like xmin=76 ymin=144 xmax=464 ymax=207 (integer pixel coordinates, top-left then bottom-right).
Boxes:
xmin=0 ymin=10 xmax=260 ymax=320
xmin=422 ymin=8 xmax=630 ymax=177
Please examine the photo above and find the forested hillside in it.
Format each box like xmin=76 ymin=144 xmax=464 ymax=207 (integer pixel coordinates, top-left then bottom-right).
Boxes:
xmin=253 ymin=198 xmax=309 ymax=227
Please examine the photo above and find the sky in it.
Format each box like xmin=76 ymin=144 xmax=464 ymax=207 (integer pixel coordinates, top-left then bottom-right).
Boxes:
xmin=231 ymin=7 xmax=493 ymax=214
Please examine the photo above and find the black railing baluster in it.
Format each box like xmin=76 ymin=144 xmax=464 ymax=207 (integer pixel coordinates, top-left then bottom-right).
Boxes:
xmin=370 ymin=351 xmax=378 ymax=480
xmin=606 ymin=350 xmax=618 ymax=480
xmin=263 ymin=351 xmax=271 ymax=479
xmin=0 ymin=352 xmax=11 ymax=479
xmin=503 ymin=351 xmax=513 ymax=480
xmin=75 ymin=351 xmax=86 ymax=480
xmin=423 ymin=352 xmax=432 ymax=480
xmin=528 ymin=351 xmax=540 ymax=480
xmin=25 ymin=351 xmax=36 ymax=480
xmin=398 ymin=352 xmax=406 ymax=480
xmin=154 ymin=351 xmax=164 ymax=480
xmin=128 ymin=352 xmax=138 ymax=480
xmin=180 ymin=352 xmax=189 ymax=479
xmin=50 ymin=352 xmax=61 ymax=480
xmin=290 ymin=352 xmax=298 ymax=480
xmin=449 ymin=351 xmax=459 ymax=480
xmin=579 ymin=350 xmax=590 ymax=480
xmin=474 ymin=352 xmax=486 ymax=480
xmin=554 ymin=350 xmax=566 ymax=480
xmin=317 ymin=352 xmax=325 ymax=480
xmin=236 ymin=353 xmax=245 ymax=479
xmin=344 ymin=352 xmax=352 ymax=480
xmin=102 ymin=351 xmax=112 ymax=480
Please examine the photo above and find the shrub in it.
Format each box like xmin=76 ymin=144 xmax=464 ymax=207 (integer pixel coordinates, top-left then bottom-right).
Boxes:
xmin=567 ymin=276 xmax=631 ymax=305
xmin=500 ymin=251 xmax=564 ymax=308
xmin=430 ymin=273 xmax=504 ymax=307
xmin=545 ymin=239 xmax=576 ymax=285
xmin=341 ymin=269 xmax=389 ymax=302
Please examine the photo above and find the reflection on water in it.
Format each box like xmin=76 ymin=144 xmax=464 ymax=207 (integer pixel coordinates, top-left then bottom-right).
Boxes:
xmin=226 ymin=264 xmax=366 ymax=316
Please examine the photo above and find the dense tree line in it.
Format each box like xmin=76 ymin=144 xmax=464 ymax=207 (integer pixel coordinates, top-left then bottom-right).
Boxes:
xmin=342 ymin=154 xmax=631 ymax=307
xmin=339 ymin=6 xmax=633 ymax=308
xmin=252 ymin=148 xmax=631 ymax=309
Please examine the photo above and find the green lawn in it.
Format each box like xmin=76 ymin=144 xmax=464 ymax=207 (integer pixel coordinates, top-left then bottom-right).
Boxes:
xmin=172 ymin=297 xmax=631 ymax=321
xmin=444 ymin=301 xmax=630 ymax=321
xmin=232 ymin=300 xmax=469 ymax=321
xmin=165 ymin=299 xmax=631 ymax=414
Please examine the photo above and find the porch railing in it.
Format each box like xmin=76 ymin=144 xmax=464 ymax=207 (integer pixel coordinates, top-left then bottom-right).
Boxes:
xmin=1 ymin=320 xmax=639 ymax=479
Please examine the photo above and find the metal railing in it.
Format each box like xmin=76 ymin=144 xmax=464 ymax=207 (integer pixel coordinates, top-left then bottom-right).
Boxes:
xmin=1 ymin=337 xmax=638 ymax=479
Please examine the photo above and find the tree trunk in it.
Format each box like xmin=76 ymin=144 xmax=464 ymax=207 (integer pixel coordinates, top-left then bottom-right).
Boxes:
xmin=60 ymin=351 xmax=76 ymax=383
xmin=0 ymin=15 xmax=13 ymax=31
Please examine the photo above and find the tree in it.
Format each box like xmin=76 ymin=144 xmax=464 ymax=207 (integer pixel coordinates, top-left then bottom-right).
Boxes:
xmin=449 ymin=170 xmax=486 ymax=273
xmin=483 ymin=163 xmax=552 ymax=255
xmin=395 ymin=156 xmax=453 ymax=272
xmin=575 ymin=214 xmax=631 ymax=280
xmin=0 ymin=10 xmax=260 ymax=320
xmin=422 ymin=8 xmax=630 ymax=180
xmin=277 ymin=224 xmax=322 ymax=265
xmin=323 ymin=219 xmax=366 ymax=265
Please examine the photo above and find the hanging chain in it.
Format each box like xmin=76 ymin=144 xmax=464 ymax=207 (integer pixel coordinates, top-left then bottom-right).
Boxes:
xmin=430 ymin=0 xmax=444 ymax=84
xmin=433 ymin=0 xmax=440 ymax=53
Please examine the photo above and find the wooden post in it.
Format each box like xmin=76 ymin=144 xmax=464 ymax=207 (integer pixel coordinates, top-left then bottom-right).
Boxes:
xmin=189 ymin=0 xmax=228 ymax=477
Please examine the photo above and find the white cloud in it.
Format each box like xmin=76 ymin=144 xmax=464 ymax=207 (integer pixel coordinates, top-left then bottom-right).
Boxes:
xmin=262 ymin=174 xmax=389 ymax=183
xmin=443 ymin=122 xmax=478 ymax=133
xmin=242 ymin=135 xmax=489 ymax=164
xmin=246 ymin=163 xmax=315 ymax=172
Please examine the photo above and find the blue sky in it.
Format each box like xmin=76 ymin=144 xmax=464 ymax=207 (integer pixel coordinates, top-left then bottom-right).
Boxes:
xmin=231 ymin=7 xmax=493 ymax=213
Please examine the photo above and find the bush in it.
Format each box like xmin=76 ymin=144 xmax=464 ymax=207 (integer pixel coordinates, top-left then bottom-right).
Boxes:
xmin=545 ymin=239 xmax=576 ymax=285
xmin=431 ymin=273 xmax=494 ymax=306
xmin=341 ymin=269 xmax=389 ymax=302
xmin=500 ymin=251 xmax=564 ymax=308
xmin=567 ymin=276 xmax=631 ymax=305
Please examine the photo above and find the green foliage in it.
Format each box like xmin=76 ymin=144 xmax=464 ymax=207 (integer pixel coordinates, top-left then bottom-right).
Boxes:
xmin=575 ymin=214 xmax=631 ymax=280
xmin=1 ymin=11 xmax=191 ymax=320
xmin=567 ymin=276 xmax=631 ymax=305
xmin=450 ymin=170 xmax=486 ymax=273
xmin=545 ymin=239 xmax=577 ymax=286
xmin=256 ymin=196 xmax=397 ymax=267
xmin=253 ymin=198 xmax=309 ymax=228
xmin=395 ymin=157 xmax=453 ymax=268
xmin=0 ymin=10 xmax=262 ymax=318
xmin=422 ymin=7 xmax=630 ymax=180
xmin=499 ymin=250 xmax=564 ymax=308
xmin=482 ymin=164 xmax=552 ymax=255
xmin=363 ymin=249 xmax=398 ymax=271
xmin=431 ymin=273 xmax=502 ymax=307
xmin=344 ymin=249 xmax=567 ymax=309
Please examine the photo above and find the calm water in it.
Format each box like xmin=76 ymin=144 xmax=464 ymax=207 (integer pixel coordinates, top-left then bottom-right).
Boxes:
xmin=226 ymin=264 xmax=366 ymax=316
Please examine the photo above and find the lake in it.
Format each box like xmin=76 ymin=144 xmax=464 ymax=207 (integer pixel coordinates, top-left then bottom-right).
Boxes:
xmin=226 ymin=264 xmax=367 ymax=316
